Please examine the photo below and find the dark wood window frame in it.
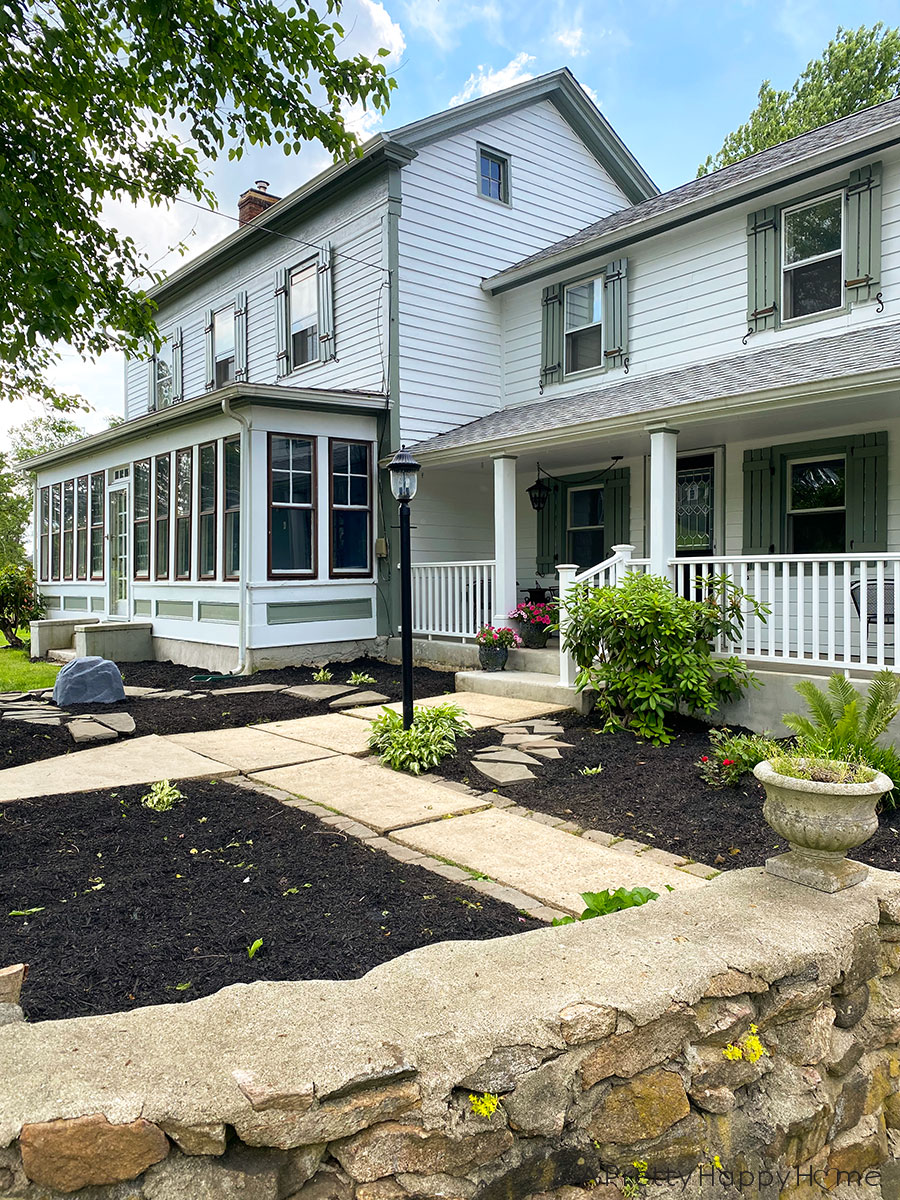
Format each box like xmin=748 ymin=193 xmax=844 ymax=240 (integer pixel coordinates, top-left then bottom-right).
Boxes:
xmin=267 ymin=432 xmax=317 ymax=579
xmin=174 ymin=446 xmax=193 ymax=581
xmin=62 ymin=479 xmax=74 ymax=580
xmin=154 ymin=453 xmax=171 ymax=580
xmin=39 ymin=486 xmax=49 ymax=581
xmin=90 ymin=473 xmax=105 ymax=580
xmin=328 ymin=438 xmax=373 ymax=579
xmin=75 ymin=475 xmax=88 ymax=580
xmin=198 ymin=440 xmax=218 ymax=580
xmin=133 ymin=458 xmax=151 ymax=580
xmin=223 ymin=435 xmax=240 ymax=581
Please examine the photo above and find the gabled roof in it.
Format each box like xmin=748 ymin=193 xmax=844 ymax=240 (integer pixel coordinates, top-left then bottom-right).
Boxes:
xmin=151 ymin=69 xmax=656 ymax=307
xmin=485 ymin=96 xmax=900 ymax=294
xmin=412 ymin=320 xmax=900 ymax=460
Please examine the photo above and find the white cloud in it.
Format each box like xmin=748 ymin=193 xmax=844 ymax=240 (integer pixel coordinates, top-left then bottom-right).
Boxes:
xmin=773 ymin=0 xmax=828 ymax=53
xmin=351 ymin=0 xmax=405 ymax=63
xmin=580 ymin=81 xmax=601 ymax=107
xmin=450 ymin=53 xmax=536 ymax=107
xmin=402 ymin=0 xmax=504 ymax=51
xmin=555 ymin=26 xmax=585 ymax=56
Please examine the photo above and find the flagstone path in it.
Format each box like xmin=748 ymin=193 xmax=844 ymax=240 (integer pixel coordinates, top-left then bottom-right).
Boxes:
xmin=0 ymin=692 xmax=719 ymax=918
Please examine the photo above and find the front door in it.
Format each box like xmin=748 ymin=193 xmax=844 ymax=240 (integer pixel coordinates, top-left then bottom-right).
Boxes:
xmin=108 ymin=487 xmax=129 ymax=617
xmin=675 ymin=454 xmax=715 ymax=557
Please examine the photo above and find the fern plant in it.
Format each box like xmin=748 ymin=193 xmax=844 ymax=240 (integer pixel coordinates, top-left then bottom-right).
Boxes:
xmin=782 ymin=669 xmax=900 ymax=804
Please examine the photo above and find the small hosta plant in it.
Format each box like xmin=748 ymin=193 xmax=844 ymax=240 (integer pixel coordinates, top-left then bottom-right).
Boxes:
xmin=697 ymin=728 xmax=781 ymax=788
xmin=552 ymin=886 xmax=660 ymax=925
xmin=475 ymin=625 xmax=521 ymax=648
xmin=348 ymin=671 xmax=376 ymax=686
xmin=368 ymin=702 xmax=471 ymax=774
xmin=141 ymin=780 xmax=185 ymax=812
xmin=312 ymin=667 xmax=334 ymax=683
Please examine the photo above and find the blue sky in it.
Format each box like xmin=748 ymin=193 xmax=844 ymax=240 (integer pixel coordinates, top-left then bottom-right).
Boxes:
xmin=32 ymin=0 xmax=900 ymax=427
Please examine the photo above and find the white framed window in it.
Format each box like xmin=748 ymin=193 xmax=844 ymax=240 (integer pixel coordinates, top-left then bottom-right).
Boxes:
xmin=214 ymin=305 xmax=235 ymax=387
xmin=477 ymin=146 xmax=510 ymax=204
xmin=290 ymin=261 xmax=318 ymax=369
xmin=782 ymin=193 xmax=844 ymax=322
xmin=566 ymin=485 xmax=605 ymax=568
xmin=269 ymin=433 xmax=315 ymax=576
xmin=564 ymin=275 xmax=604 ymax=375
xmin=155 ymin=336 xmax=174 ymax=409
xmin=786 ymin=455 xmax=846 ymax=553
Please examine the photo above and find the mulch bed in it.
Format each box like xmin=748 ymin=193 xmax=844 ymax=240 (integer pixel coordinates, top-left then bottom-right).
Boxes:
xmin=1 ymin=778 xmax=540 ymax=1022
xmin=432 ymin=713 xmax=900 ymax=873
xmin=0 ymin=657 xmax=454 ymax=769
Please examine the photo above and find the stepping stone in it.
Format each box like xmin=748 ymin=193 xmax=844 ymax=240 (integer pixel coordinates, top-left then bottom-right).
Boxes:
xmin=249 ymin=756 xmax=491 ymax=834
xmin=511 ymin=736 xmax=573 ymax=749
xmin=256 ymin=713 xmax=375 ymax=756
xmin=529 ymin=722 xmax=564 ymax=734
xmin=188 ymin=694 xmax=209 ymax=701
xmin=471 ymin=761 xmax=536 ymax=785
xmin=68 ymin=720 xmax=118 ymax=744
xmin=496 ymin=724 xmax=532 ymax=734
xmin=390 ymin=807 xmax=706 ymax=915
xmin=0 ymin=692 xmax=26 ymax=701
xmin=283 ymin=684 xmax=357 ymax=700
xmin=346 ymin=692 xmax=565 ymax=724
xmin=530 ymin=748 xmax=562 ymax=760
xmin=165 ymin=727 xmax=339 ymax=772
xmin=0 ymin=734 xmax=235 ymax=803
xmin=329 ymin=690 xmax=387 ymax=709
xmin=209 ymin=683 xmax=287 ymax=695
xmin=122 ymin=686 xmax=160 ymax=697
xmin=143 ymin=689 xmax=190 ymax=701
xmin=17 ymin=716 xmax=62 ymax=726
xmin=474 ymin=748 xmax=542 ymax=765
xmin=90 ymin=713 xmax=136 ymax=734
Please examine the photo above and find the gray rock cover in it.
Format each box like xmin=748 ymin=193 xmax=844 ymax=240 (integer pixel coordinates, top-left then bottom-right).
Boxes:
xmin=53 ymin=657 xmax=125 ymax=706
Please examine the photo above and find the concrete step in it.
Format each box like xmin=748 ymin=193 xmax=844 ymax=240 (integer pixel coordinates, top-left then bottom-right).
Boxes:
xmin=455 ymin=669 xmax=594 ymax=714
xmin=47 ymin=647 xmax=75 ymax=664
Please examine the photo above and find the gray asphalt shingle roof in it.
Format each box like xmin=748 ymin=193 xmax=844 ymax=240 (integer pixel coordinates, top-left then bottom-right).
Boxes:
xmin=413 ymin=320 xmax=900 ymax=457
xmin=487 ymin=97 xmax=900 ymax=283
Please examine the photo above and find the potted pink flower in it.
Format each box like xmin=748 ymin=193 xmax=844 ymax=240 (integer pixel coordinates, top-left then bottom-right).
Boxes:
xmin=475 ymin=625 xmax=521 ymax=671
xmin=509 ymin=600 xmax=556 ymax=649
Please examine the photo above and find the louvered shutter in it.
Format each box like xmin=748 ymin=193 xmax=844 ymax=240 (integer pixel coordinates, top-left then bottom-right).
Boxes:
xmin=847 ymin=432 xmax=887 ymax=552
xmin=204 ymin=308 xmax=215 ymax=391
xmin=172 ymin=326 xmax=183 ymax=403
xmin=234 ymin=291 xmax=248 ymax=381
xmin=318 ymin=241 xmax=335 ymax=362
xmin=535 ymin=481 xmax=561 ymax=575
xmin=275 ymin=267 xmax=290 ymax=377
xmin=746 ymin=207 xmax=779 ymax=333
xmin=540 ymin=284 xmax=563 ymax=387
xmin=603 ymin=259 xmax=628 ymax=367
xmin=845 ymin=162 xmax=882 ymax=304
xmin=742 ymin=448 xmax=775 ymax=554
xmin=603 ymin=468 xmax=631 ymax=553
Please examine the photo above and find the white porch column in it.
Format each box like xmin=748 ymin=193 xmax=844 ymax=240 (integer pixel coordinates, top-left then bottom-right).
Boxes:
xmin=492 ymin=454 xmax=518 ymax=626
xmin=556 ymin=563 xmax=578 ymax=687
xmin=647 ymin=425 xmax=679 ymax=580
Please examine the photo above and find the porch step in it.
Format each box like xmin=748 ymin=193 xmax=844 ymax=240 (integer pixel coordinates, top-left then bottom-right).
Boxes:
xmin=455 ymin=670 xmax=594 ymax=715
xmin=396 ymin=637 xmax=560 ymax=676
xmin=47 ymin=646 xmax=75 ymax=665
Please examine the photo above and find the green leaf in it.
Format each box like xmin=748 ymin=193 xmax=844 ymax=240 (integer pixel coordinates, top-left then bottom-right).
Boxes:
xmin=247 ymin=937 xmax=264 ymax=960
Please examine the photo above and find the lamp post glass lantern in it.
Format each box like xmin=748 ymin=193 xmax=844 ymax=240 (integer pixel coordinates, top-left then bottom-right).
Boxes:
xmin=387 ymin=447 xmax=421 ymax=729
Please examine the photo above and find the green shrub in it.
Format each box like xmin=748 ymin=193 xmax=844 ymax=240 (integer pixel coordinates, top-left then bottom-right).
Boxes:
xmin=0 ymin=563 xmax=44 ymax=649
xmin=561 ymin=572 xmax=767 ymax=744
xmin=697 ymin=727 xmax=781 ymax=788
xmin=551 ymin=886 xmax=660 ymax=925
xmin=368 ymin=702 xmax=472 ymax=774
xmin=782 ymin=669 xmax=900 ymax=803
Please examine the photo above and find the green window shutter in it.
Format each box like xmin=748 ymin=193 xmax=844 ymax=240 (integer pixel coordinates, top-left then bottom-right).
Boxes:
xmin=845 ymin=162 xmax=882 ymax=304
xmin=275 ymin=267 xmax=290 ymax=377
xmin=234 ymin=291 xmax=248 ymax=381
xmin=742 ymin=448 xmax=774 ymax=554
xmin=540 ymin=284 xmax=563 ymax=387
xmin=204 ymin=308 xmax=215 ymax=391
xmin=847 ymin=432 xmax=887 ymax=552
xmin=535 ymin=481 xmax=561 ymax=575
xmin=172 ymin=326 xmax=183 ymax=403
xmin=603 ymin=467 xmax=630 ymax=552
xmin=318 ymin=241 xmax=335 ymax=362
xmin=603 ymin=259 xmax=628 ymax=368
xmin=746 ymin=207 xmax=779 ymax=333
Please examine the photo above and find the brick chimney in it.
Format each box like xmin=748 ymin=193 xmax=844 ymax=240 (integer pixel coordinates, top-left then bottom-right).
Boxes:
xmin=238 ymin=180 xmax=280 ymax=226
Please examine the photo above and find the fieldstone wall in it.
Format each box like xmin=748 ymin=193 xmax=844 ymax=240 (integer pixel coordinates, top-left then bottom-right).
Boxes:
xmin=3 ymin=867 xmax=900 ymax=1199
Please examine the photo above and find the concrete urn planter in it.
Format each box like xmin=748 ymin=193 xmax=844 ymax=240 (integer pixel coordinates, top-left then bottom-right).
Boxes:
xmin=753 ymin=758 xmax=892 ymax=892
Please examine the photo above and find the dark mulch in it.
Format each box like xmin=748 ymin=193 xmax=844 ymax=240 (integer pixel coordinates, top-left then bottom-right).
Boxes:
xmin=432 ymin=713 xmax=900 ymax=873
xmin=0 ymin=657 xmax=454 ymax=770
xmin=1 ymin=778 xmax=540 ymax=1022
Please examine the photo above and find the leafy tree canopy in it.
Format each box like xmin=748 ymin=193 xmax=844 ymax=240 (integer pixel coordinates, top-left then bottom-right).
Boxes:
xmin=9 ymin=416 xmax=88 ymax=462
xmin=0 ymin=454 xmax=31 ymax=567
xmin=0 ymin=0 xmax=395 ymax=410
xmin=698 ymin=24 xmax=900 ymax=176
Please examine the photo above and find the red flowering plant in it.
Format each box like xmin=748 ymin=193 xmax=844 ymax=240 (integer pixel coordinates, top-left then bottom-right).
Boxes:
xmin=509 ymin=600 xmax=556 ymax=628
xmin=696 ymin=727 xmax=781 ymax=788
xmin=475 ymin=625 xmax=521 ymax=648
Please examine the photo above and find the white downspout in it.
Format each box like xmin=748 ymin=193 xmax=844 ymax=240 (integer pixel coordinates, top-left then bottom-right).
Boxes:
xmin=222 ymin=397 xmax=251 ymax=675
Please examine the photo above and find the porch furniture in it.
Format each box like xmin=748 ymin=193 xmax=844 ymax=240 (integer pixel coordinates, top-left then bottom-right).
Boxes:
xmin=850 ymin=577 xmax=895 ymax=639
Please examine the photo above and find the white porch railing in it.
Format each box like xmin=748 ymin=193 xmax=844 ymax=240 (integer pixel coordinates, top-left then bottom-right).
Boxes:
xmin=410 ymin=560 xmax=495 ymax=640
xmin=557 ymin=545 xmax=649 ymax=685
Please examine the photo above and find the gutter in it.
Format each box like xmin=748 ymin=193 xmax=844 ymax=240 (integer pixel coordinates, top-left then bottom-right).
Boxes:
xmin=222 ymin=397 xmax=252 ymax=676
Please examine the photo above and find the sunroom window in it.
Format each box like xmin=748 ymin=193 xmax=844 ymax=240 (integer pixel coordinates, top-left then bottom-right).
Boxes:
xmin=330 ymin=440 xmax=371 ymax=574
xmin=782 ymin=195 xmax=843 ymax=321
xmin=270 ymin=434 xmax=315 ymax=575
xmin=787 ymin=456 xmax=846 ymax=553
xmin=290 ymin=262 xmax=318 ymax=369
xmin=564 ymin=276 xmax=604 ymax=374
xmin=214 ymin=306 xmax=235 ymax=387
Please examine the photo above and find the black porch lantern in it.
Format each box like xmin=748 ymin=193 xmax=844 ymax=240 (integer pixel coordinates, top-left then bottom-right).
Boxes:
xmin=527 ymin=470 xmax=551 ymax=512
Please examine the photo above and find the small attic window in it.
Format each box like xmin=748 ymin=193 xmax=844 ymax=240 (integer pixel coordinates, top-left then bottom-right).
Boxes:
xmin=477 ymin=146 xmax=510 ymax=205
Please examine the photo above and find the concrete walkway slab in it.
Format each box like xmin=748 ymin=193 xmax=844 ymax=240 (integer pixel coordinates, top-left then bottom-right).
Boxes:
xmin=345 ymin=692 xmax=564 ymax=725
xmin=164 ymin=728 xmax=339 ymax=772
xmin=255 ymin=713 xmax=375 ymax=756
xmin=390 ymin=807 xmax=706 ymax=915
xmin=0 ymin=735 xmax=235 ymax=803
xmin=248 ymin=756 xmax=492 ymax=834
xmin=283 ymin=684 xmax=356 ymax=700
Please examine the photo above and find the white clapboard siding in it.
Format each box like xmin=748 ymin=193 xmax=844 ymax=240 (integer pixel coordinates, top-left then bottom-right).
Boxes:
xmin=124 ymin=357 xmax=151 ymax=421
xmin=397 ymin=100 xmax=633 ymax=444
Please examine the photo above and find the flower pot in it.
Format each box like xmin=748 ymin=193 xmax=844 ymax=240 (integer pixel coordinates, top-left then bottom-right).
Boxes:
xmin=478 ymin=644 xmax=509 ymax=672
xmin=753 ymin=759 xmax=893 ymax=892
xmin=516 ymin=621 xmax=550 ymax=650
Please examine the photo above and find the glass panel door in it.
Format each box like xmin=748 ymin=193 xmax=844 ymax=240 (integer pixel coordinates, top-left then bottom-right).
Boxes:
xmin=676 ymin=455 xmax=715 ymax=557
xmin=109 ymin=488 xmax=129 ymax=616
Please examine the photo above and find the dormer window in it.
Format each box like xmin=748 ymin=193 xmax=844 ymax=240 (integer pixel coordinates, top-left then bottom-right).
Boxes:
xmin=564 ymin=275 xmax=604 ymax=374
xmin=782 ymin=194 xmax=843 ymax=321
xmin=214 ymin=305 xmax=235 ymax=386
xmin=478 ymin=146 xmax=510 ymax=205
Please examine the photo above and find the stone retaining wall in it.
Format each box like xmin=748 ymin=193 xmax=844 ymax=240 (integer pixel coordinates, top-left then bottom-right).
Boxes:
xmin=3 ymin=868 xmax=900 ymax=1198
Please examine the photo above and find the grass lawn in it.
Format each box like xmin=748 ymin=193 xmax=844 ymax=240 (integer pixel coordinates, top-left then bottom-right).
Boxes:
xmin=0 ymin=629 xmax=59 ymax=692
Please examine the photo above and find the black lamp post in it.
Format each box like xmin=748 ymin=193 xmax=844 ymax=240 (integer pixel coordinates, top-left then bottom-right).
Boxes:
xmin=387 ymin=446 xmax=421 ymax=729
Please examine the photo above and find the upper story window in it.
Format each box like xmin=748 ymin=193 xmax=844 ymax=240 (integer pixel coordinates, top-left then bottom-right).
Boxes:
xmin=214 ymin=305 xmax=235 ymax=387
xmin=478 ymin=147 xmax=510 ymax=204
xmin=782 ymin=194 xmax=843 ymax=322
xmin=155 ymin=337 xmax=174 ymax=408
xmin=564 ymin=275 xmax=604 ymax=375
xmin=290 ymin=262 xmax=318 ymax=369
